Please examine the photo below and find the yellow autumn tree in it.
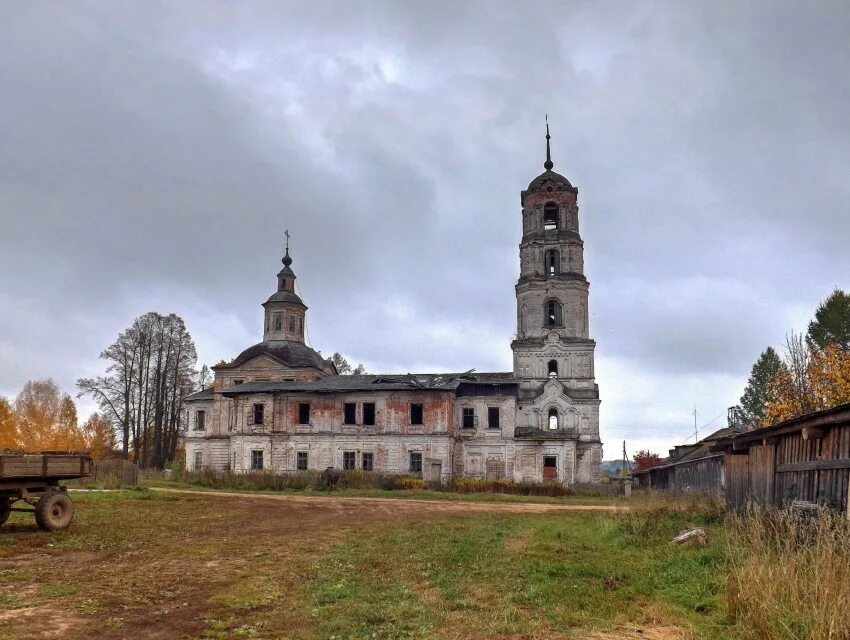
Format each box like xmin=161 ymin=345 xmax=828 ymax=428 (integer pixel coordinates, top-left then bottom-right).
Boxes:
xmin=13 ymin=379 xmax=87 ymax=452
xmin=82 ymin=413 xmax=117 ymax=460
xmin=765 ymin=338 xmax=850 ymax=426
xmin=0 ymin=396 xmax=18 ymax=450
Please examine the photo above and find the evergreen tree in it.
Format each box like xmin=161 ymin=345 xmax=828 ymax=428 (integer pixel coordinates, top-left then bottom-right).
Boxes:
xmin=739 ymin=347 xmax=784 ymax=428
xmin=807 ymin=289 xmax=850 ymax=351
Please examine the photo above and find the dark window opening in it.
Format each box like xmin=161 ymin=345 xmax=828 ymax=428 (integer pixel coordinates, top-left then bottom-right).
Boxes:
xmin=543 ymin=202 xmax=559 ymax=230
xmin=296 ymin=451 xmax=308 ymax=471
xmin=297 ymin=317 xmax=303 ymax=335
xmin=363 ymin=402 xmax=376 ymax=425
xmin=409 ymin=452 xmax=423 ymax=474
xmin=196 ymin=410 xmax=206 ymax=431
xmin=298 ymin=402 xmax=310 ymax=425
xmin=194 ymin=450 xmax=203 ymax=470
xmin=273 ymin=314 xmax=282 ymax=331
xmin=543 ymin=456 xmax=557 ymax=468
xmin=548 ymin=407 xmax=558 ymax=430
xmin=233 ymin=379 xmax=244 ymax=386
xmin=251 ymin=403 xmax=264 ymax=426
xmin=546 ymin=300 xmax=563 ymax=328
xmin=289 ymin=316 xmax=296 ymax=332
xmin=343 ymin=451 xmax=356 ymax=470
xmin=343 ymin=402 xmax=357 ymax=425
xmin=362 ymin=452 xmax=374 ymax=471
xmin=462 ymin=407 xmax=475 ymax=429
xmin=545 ymin=249 xmax=560 ymax=276
xmin=410 ymin=403 xmax=423 ymax=425
xmin=251 ymin=450 xmax=264 ymax=470
xmin=548 ymin=360 xmax=558 ymax=378
xmin=487 ymin=407 xmax=500 ymax=429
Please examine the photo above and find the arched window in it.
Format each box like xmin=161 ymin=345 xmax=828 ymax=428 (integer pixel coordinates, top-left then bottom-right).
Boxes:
xmin=546 ymin=300 xmax=563 ymax=328
xmin=548 ymin=408 xmax=558 ymax=430
xmin=547 ymin=360 xmax=558 ymax=377
xmin=545 ymin=249 xmax=559 ymax=276
xmin=543 ymin=202 xmax=559 ymax=230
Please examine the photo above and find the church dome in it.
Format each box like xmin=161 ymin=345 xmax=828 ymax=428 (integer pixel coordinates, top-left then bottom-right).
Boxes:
xmin=526 ymin=170 xmax=577 ymax=193
xmin=229 ymin=340 xmax=329 ymax=369
xmin=264 ymin=289 xmax=306 ymax=306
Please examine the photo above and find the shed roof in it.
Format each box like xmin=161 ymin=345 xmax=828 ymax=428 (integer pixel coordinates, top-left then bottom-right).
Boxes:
xmin=712 ymin=403 xmax=850 ymax=450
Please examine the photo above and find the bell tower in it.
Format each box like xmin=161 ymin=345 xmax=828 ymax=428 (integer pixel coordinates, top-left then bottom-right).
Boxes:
xmin=512 ymin=124 xmax=595 ymax=381
xmin=262 ymin=230 xmax=307 ymax=343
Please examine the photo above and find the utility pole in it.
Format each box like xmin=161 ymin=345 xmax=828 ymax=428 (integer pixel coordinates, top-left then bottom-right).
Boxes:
xmin=622 ymin=440 xmax=627 ymax=479
xmin=693 ymin=406 xmax=699 ymax=443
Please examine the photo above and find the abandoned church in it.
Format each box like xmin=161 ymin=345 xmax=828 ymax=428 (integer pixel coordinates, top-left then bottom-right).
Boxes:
xmin=184 ymin=129 xmax=603 ymax=484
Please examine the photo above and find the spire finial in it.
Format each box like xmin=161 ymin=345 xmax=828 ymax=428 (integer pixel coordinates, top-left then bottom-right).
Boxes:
xmin=544 ymin=114 xmax=554 ymax=171
xmin=282 ymin=229 xmax=292 ymax=267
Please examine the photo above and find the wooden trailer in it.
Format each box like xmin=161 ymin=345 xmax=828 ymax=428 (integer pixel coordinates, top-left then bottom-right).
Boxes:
xmin=0 ymin=452 xmax=93 ymax=531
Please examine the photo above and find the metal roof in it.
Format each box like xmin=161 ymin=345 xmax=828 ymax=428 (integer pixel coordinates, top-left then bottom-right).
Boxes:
xmin=220 ymin=372 xmax=517 ymax=395
xmin=214 ymin=340 xmax=329 ymax=371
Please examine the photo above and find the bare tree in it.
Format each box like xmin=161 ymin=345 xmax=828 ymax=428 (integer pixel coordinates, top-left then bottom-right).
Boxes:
xmin=331 ymin=352 xmax=367 ymax=375
xmin=78 ymin=312 xmax=198 ymax=467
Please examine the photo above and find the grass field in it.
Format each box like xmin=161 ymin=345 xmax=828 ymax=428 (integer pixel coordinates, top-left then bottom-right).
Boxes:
xmin=0 ymin=488 xmax=730 ymax=640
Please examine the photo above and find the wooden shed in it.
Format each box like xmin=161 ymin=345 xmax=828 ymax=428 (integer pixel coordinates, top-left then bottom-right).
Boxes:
xmin=713 ymin=403 xmax=850 ymax=511
xmin=631 ymin=426 xmax=741 ymax=495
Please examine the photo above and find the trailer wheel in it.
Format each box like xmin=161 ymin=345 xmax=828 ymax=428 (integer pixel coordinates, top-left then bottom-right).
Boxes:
xmin=35 ymin=490 xmax=74 ymax=531
xmin=0 ymin=499 xmax=10 ymax=526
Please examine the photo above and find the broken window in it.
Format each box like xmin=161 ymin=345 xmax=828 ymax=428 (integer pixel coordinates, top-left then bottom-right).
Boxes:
xmin=543 ymin=202 xmax=559 ymax=230
xmin=363 ymin=402 xmax=376 ymax=425
xmin=410 ymin=403 xmax=423 ymax=425
xmin=196 ymin=410 xmax=205 ymax=431
xmin=343 ymin=402 xmax=357 ymax=425
xmin=251 ymin=450 xmax=264 ymax=470
xmin=298 ymin=402 xmax=310 ymax=425
xmin=274 ymin=314 xmax=282 ymax=331
xmin=409 ymin=452 xmax=423 ymax=474
xmin=362 ymin=452 xmax=374 ymax=471
xmin=548 ymin=408 xmax=559 ymax=430
xmin=342 ymin=451 xmax=356 ymax=470
xmin=546 ymin=300 xmax=563 ymax=328
xmin=296 ymin=451 xmax=308 ymax=471
xmin=233 ymin=379 xmax=244 ymax=386
xmin=289 ymin=316 xmax=296 ymax=333
xmin=548 ymin=360 xmax=558 ymax=377
xmin=545 ymin=249 xmax=559 ymax=276
xmin=488 ymin=407 xmax=500 ymax=429
xmin=193 ymin=449 xmax=203 ymax=470
xmin=251 ymin=403 xmax=264 ymax=425
xmin=462 ymin=407 xmax=475 ymax=429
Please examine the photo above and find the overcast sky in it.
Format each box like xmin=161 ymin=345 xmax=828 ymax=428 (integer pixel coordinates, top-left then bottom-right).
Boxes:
xmin=1 ymin=1 xmax=849 ymax=456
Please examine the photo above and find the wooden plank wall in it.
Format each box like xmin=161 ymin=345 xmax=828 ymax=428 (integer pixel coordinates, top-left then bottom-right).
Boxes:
xmin=725 ymin=454 xmax=749 ymax=510
xmin=748 ymin=444 xmax=775 ymax=505
xmin=741 ymin=422 xmax=850 ymax=510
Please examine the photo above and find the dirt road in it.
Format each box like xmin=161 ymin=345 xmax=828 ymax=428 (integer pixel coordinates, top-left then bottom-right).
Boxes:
xmin=149 ymin=486 xmax=624 ymax=514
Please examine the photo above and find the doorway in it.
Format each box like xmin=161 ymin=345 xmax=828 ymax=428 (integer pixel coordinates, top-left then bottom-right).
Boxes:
xmin=543 ymin=456 xmax=557 ymax=481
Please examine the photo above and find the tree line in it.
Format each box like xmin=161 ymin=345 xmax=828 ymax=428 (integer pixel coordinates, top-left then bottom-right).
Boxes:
xmin=735 ymin=289 xmax=850 ymax=429
xmin=0 ymin=379 xmax=115 ymax=458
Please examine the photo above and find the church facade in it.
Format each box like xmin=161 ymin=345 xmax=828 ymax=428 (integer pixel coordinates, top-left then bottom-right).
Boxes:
xmin=184 ymin=131 xmax=603 ymax=484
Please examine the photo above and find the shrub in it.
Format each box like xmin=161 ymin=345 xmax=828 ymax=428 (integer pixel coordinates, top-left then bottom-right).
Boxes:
xmin=726 ymin=505 xmax=850 ymax=639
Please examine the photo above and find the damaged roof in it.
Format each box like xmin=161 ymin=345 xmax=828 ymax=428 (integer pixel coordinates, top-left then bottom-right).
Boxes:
xmin=220 ymin=372 xmax=517 ymax=395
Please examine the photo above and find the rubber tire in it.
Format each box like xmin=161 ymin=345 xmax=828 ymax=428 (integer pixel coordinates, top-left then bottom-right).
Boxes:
xmin=35 ymin=490 xmax=74 ymax=531
xmin=0 ymin=499 xmax=10 ymax=526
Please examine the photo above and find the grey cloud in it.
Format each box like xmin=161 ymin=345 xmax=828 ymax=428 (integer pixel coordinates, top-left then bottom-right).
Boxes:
xmin=1 ymin=1 xmax=849 ymax=453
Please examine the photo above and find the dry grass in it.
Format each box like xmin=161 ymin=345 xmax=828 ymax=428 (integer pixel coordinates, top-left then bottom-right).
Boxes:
xmin=726 ymin=506 xmax=850 ymax=640
xmin=616 ymin=491 xmax=724 ymax=545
